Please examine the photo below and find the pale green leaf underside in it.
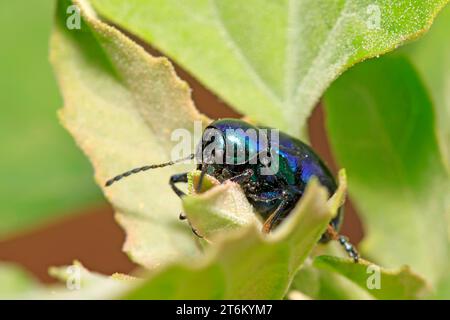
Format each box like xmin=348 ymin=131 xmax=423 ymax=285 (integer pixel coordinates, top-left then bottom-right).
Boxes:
xmin=52 ymin=0 xmax=210 ymax=269
xmin=0 ymin=261 xmax=130 ymax=300
xmin=91 ymin=0 xmax=448 ymax=137
xmin=46 ymin=261 xmax=132 ymax=299
xmin=183 ymin=169 xmax=346 ymax=243
xmin=183 ymin=181 xmax=262 ymax=240
xmin=123 ymin=179 xmax=336 ymax=299
xmin=42 ymin=180 xmax=337 ymax=300
xmin=31 ymin=254 xmax=429 ymax=300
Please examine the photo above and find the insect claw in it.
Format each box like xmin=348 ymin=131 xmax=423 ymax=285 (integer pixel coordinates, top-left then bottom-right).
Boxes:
xmin=338 ymin=235 xmax=360 ymax=263
xmin=191 ymin=227 xmax=203 ymax=239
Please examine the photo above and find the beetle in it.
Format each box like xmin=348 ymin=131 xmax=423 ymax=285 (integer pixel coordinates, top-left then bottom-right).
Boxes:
xmin=106 ymin=118 xmax=359 ymax=262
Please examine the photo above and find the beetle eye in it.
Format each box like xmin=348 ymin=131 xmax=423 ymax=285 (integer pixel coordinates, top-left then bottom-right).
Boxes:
xmin=198 ymin=127 xmax=225 ymax=165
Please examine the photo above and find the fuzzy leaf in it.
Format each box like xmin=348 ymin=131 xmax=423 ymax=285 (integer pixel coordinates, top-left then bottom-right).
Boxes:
xmin=183 ymin=181 xmax=262 ymax=240
xmin=0 ymin=261 xmax=129 ymax=300
xmin=91 ymin=0 xmax=448 ymax=137
xmin=51 ymin=0 xmax=210 ymax=269
xmin=46 ymin=261 xmax=133 ymax=299
xmin=42 ymin=171 xmax=346 ymax=300
xmin=48 ymin=180 xmax=337 ymax=300
xmin=123 ymin=179 xmax=337 ymax=299
xmin=184 ymin=169 xmax=346 ymax=242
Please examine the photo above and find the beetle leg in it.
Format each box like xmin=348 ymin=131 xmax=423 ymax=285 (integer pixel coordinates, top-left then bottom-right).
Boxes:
xmin=178 ymin=212 xmax=203 ymax=238
xmin=261 ymin=198 xmax=289 ymax=233
xmin=326 ymin=225 xmax=359 ymax=263
xmin=246 ymin=192 xmax=281 ymax=203
xmin=261 ymin=190 xmax=295 ymax=233
xmin=170 ymin=173 xmax=203 ymax=238
xmin=169 ymin=172 xmax=188 ymax=198
xmin=260 ymin=185 xmax=303 ymax=232
xmin=228 ymin=168 xmax=254 ymax=183
xmin=179 ymin=212 xmax=203 ymax=238
xmin=338 ymin=235 xmax=359 ymax=263
xmin=190 ymin=225 xmax=204 ymax=238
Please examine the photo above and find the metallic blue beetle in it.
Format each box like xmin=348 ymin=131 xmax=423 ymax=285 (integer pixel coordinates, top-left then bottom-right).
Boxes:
xmin=106 ymin=118 xmax=359 ymax=262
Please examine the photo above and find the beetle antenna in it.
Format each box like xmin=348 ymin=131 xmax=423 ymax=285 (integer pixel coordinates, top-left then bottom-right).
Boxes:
xmin=195 ymin=163 xmax=208 ymax=193
xmin=105 ymin=154 xmax=194 ymax=187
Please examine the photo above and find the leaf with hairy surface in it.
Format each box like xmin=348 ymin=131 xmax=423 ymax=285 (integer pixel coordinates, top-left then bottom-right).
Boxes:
xmin=91 ymin=0 xmax=449 ymax=138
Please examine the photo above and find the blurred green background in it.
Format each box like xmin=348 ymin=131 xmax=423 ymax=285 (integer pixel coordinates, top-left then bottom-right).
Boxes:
xmin=0 ymin=1 xmax=102 ymax=238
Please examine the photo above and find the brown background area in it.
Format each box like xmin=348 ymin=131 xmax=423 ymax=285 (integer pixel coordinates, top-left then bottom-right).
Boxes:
xmin=0 ymin=40 xmax=363 ymax=283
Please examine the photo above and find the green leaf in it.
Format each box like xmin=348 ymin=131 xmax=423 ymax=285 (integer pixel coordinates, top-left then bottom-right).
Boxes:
xmin=0 ymin=261 xmax=134 ymax=300
xmin=398 ymin=5 xmax=450 ymax=298
xmin=184 ymin=169 xmax=346 ymax=242
xmin=290 ymin=259 xmax=375 ymax=300
xmin=46 ymin=261 xmax=133 ymax=299
xmin=402 ymin=4 xmax=450 ymax=170
xmin=0 ymin=261 xmax=137 ymax=300
xmin=433 ymin=273 xmax=450 ymax=299
xmin=29 ymin=160 xmax=344 ymax=301
xmin=51 ymin=0 xmax=210 ymax=269
xmin=187 ymin=170 xmax=220 ymax=194
xmin=0 ymin=0 xmax=102 ymax=237
xmin=90 ymin=0 xmax=448 ymax=137
xmin=289 ymin=261 xmax=321 ymax=299
xmin=324 ymin=55 xmax=450 ymax=286
xmin=0 ymin=263 xmax=39 ymax=299
xmin=123 ymin=179 xmax=336 ymax=299
xmin=313 ymin=256 xmax=429 ymax=300
xmin=183 ymin=177 xmax=262 ymax=240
